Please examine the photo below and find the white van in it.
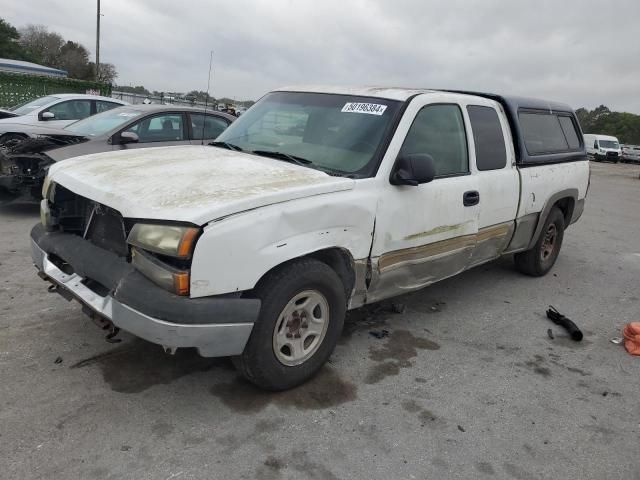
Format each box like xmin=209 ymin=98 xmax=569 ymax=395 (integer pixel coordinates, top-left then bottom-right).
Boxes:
xmin=584 ymin=134 xmax=621 ymax=162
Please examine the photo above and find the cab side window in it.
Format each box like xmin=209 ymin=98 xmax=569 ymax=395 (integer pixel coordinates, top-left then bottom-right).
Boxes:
xmin=467 ymin=105 xmax=507 ymax=171
xmin=47 ymin=100 xmax=92 ymax=121
xmin=400 ymin=104 xmax=468 ymax=177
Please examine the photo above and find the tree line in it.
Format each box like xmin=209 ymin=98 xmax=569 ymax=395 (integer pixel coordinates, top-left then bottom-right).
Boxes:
xmin=576 ymin=105 xmax=640 ymax=145
xmin=0 ymin=18 xmax=117 ymax=83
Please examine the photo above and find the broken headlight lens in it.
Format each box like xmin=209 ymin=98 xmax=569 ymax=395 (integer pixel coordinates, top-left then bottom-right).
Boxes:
xmin=131 ymin=248 xmax=190 ymax=296
xmin=127 ymin=223 xmax=199 ymax=258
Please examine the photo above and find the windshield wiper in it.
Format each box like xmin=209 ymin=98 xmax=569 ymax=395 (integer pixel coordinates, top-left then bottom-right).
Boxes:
xmin=251 ymin=150 xmax=312 ymax=166
xmin=209 ymin=141 xmax=243 ymax=151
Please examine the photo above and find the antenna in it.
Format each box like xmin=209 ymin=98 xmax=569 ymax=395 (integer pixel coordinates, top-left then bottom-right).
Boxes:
xmin=201 ymin=50 xmax=214 ymax=145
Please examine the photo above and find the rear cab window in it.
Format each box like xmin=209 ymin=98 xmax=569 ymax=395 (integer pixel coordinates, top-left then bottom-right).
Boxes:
xmin=519 ymin=111 xmax=582 ymax=155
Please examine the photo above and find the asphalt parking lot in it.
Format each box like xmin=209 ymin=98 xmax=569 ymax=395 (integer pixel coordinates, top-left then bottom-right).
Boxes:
xmin=1 ymin=161 xmax=639 ymax=480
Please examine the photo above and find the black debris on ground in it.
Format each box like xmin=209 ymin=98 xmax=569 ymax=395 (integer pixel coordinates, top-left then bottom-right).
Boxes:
xmin=369 ymin=329 xmax=390 ymax=340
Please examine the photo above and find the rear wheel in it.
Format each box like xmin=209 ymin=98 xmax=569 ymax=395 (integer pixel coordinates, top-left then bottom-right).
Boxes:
xmin=233 ymin=258 xmax=346 ymax=391
xmin=514 ymin=207 xmax=565 ymax=277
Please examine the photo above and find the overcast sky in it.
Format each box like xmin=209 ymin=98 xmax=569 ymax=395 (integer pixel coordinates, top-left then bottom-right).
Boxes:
xmin=4 ymin=0 xmax=640 ymax=112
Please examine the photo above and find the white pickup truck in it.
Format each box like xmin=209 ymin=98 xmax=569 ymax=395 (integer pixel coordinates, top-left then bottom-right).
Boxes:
xmin=32 ymin=86 xmax=590 ymax=390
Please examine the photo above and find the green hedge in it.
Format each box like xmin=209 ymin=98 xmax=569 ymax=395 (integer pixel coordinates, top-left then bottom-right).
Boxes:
xmin=0 ymin=72 xmax=111 ymax=108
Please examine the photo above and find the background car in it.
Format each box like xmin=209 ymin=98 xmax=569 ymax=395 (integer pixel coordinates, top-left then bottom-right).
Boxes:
xmin=0 ymin=94 xmax=127 ymax=141
xmin=0 ymin=104 xmax=235 ymax=202
xmin=621 ymin=144 xmax=640 ymax=164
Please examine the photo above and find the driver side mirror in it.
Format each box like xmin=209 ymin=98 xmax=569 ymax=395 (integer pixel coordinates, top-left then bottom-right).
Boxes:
xmin=41 ymin=111 xmax=55 ymax=120
xmin=118 ymin=131 xmax=139 ymax=145
xmin=390 ymin=153 xmax=436 ymax=186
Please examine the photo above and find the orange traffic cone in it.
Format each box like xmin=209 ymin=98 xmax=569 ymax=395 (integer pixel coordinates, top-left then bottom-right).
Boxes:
xmin=623 ymin=322 xmax=640 ymax=356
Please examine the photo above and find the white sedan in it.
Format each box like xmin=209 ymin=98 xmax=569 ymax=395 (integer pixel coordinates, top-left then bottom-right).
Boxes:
xmin=0 ymin=94 xmax=127 ymax=142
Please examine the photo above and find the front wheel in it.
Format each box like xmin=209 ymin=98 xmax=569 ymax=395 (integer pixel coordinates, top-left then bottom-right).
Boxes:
xmin=514 ymin=207 xmax=565 ymax=277
xmin=233 ymin=258 xmax=346 ymax=391
xmin=0 ymin=132 xmax=27 ymax=146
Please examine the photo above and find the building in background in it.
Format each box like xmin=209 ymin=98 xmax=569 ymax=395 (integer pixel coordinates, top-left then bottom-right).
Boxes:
xmin=0 ymin=58 xmax=67 ymax=78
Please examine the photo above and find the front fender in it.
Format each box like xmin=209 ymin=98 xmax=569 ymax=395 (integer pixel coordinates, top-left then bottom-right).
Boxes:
xmin=189 ymin=189 xmax=377 ymax=297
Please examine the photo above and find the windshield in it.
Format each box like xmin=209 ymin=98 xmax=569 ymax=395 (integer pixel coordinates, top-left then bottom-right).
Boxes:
xmin=10 ymin=96 xmax=60 ymax=115
xmin=598 ymin=140 xmax=619 ymax=149
xmin=65 ymin=108 xmax=141 ymax=136
xmin=215 ymin=92 xmax=402 ymax=176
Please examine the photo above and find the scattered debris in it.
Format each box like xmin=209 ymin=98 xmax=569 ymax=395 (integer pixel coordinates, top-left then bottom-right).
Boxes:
xmin=610 ymin=337 xmax=623 ymax=345
xmin=54 ymin=356 xmax=63 ymax=364
xmin=457 ymin=425 xmax=466 ymax=432
xmin=390 ymin=303 xmax=406 ymax=314
xmin=120 ymin=445 xmax=132 ymax=451
xmin=547 ymin=329 xmax=554 ymax=340
xmin=369 ymin=329 xmax=390 ymax=339
xmin=546 ymin=306 xmax=583 ymax=341
xmin=602 ymin=391 xmax=608 ymax=397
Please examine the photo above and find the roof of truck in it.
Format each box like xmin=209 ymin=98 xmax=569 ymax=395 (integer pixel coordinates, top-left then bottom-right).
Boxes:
xmin=275 ymin=85 xmax=575 ymax=113
xmin=275 ymin=85 xmax=585 ymax=166
xmin=276 ymin=85 xmax=434 ymax=101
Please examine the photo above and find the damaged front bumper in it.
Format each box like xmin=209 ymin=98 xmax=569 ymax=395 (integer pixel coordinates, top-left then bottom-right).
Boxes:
xmin=30 ymin=224 xmax=260 ymax=357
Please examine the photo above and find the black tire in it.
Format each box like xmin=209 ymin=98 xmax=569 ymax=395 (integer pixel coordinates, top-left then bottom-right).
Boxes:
xmin=514 ymin=207 xmax=565 ymax=277
xmin=233 ymin=258 xmax=346 ymax=391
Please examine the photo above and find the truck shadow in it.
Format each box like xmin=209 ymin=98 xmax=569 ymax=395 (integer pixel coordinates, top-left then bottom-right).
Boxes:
xmin=70 ymin=338 xmax=359 ymax=410
xmin=70 ymin=339 xmax=227 ymax=394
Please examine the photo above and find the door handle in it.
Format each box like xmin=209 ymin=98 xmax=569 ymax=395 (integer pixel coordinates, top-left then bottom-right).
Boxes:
xmin=463 ymin=190 xmax=480 ymax=207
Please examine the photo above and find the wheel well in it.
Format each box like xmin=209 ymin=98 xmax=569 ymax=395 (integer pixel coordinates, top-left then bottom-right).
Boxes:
xmin=252 ymin=248 xmax=356 ymax=301
xmin=553 ymin=197 xmax=575 ymax=227
xmin=308 ymin=248 xmax=356 ymax=299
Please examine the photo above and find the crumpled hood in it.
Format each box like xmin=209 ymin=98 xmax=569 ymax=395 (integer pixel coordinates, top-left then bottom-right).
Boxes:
xmin=48 ymin=145 xmax=355 ymax=225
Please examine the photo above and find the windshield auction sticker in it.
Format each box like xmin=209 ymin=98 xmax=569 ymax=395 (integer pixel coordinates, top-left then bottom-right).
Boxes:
xmin=341 ymin=102 xmax=387 ymax=115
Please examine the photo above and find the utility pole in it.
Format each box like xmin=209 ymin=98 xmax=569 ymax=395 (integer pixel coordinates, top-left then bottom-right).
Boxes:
xmin=96 ymin=0 xmax=101 ymax=81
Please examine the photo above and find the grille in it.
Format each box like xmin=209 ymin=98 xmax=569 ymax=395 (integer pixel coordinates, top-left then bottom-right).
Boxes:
xmin=52 ymin=185 xmax=129 ymax=257
xmin=606 ymin=151 xmax=619 ymax=157
xmin=84 ymin=206 xmax=129 ymax=256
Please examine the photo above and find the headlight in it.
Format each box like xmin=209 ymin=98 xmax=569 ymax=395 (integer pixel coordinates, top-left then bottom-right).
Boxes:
xmin=42 ymin=176 xmax=53 ymax=200
xmin=131 ymin=248 xmax=190 ymax=296
xmin=127 ymin=223 xmax=199 ymax=258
